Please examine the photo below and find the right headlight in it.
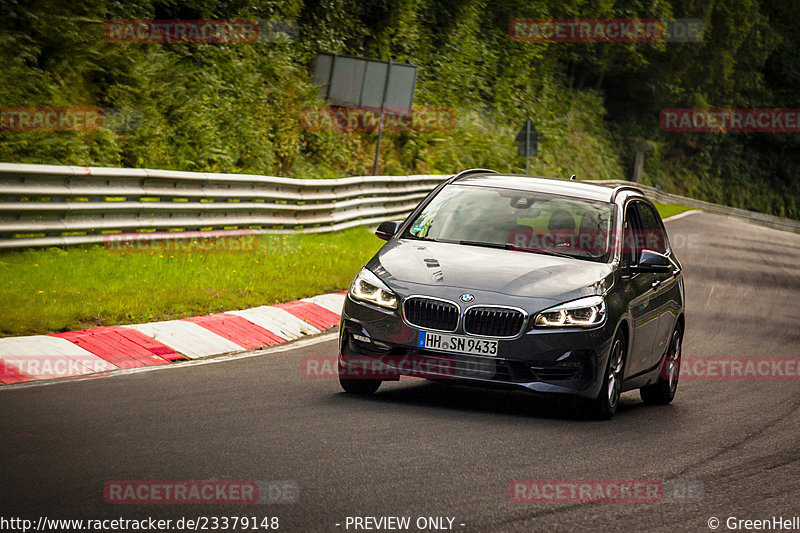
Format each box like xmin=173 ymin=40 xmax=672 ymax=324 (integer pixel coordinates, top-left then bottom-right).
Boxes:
xmin=349 ymin=268 xmax=398 ymax=310
xmin=534 ymin=296 xmax=606 ymax=328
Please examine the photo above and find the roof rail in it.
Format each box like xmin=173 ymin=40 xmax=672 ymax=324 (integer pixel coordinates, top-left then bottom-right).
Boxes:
xmin=450 ymin=168 xmax=498 ymax=181
xmin=610 ymin=185 xmax=645 ymax=202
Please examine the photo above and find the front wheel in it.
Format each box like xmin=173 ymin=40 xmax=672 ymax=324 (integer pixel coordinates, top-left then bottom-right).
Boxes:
xmin=640 ymin=326 xmax=682 ymax=405
xmin=338 ymin=359 xmax=382 ymax=395
xmin=587 ymin=331 xmax=626 ymax=420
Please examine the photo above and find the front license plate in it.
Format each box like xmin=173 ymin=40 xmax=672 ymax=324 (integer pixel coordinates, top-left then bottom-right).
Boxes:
xmin=418 ymin=331 xmax=497 ymax=356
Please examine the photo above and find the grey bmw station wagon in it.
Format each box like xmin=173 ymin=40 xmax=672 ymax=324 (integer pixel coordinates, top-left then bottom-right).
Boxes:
xmin=338 ymin=169 xmax=685 ymax=418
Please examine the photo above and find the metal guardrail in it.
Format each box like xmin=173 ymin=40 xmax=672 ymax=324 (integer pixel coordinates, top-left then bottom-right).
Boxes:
xmin=1 ymin=163 xmax=798 ymax=249
xmin=0 ymin=164 xmax=450 ymax=249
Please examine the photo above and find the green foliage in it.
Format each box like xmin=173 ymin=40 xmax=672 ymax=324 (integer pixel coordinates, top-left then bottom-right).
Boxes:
xmin=1 ymin=0 xmax=799 ymax=217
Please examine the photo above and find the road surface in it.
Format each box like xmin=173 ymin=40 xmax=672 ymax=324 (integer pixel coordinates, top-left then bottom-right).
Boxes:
xmin=2 ymin=212 xmax=800 ymax=532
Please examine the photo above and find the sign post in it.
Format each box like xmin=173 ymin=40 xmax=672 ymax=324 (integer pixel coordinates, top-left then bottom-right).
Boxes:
xmin=631 ymin=141 xmax=652 ymax=183
xmin=515 ymin=119 xmax=538 ymax=175
xmin=372 ymin=60 xmax=392 ymax=176
xmin=313 ymin=53 xmax=418 ymax=175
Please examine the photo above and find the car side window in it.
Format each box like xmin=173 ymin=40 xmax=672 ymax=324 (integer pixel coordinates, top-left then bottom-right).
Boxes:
xmin=635 ymin=203 xmax=668 ymax=254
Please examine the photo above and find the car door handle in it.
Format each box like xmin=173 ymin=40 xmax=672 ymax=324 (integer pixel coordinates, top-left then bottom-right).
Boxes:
xmin=651 ymin=280 xmax=661 ymax=289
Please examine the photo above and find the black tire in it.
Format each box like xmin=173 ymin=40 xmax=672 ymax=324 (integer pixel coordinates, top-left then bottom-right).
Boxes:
xmin=338 ymin=360 xmax=382 ymax=395
xmin=587 ymin=330 xmax=626 ymax=420
xmin=640 ymin=325 xmax=683 ymax=405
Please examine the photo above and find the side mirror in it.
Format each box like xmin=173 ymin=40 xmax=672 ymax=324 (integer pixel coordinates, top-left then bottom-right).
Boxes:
xmin=633 ymin=249 xmax=672 ymax=273
xmin=375 ymin=220 xmax=402 ymax=241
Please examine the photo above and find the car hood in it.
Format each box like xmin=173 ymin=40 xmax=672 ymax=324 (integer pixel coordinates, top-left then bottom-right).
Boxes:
xmin=367 ymin=239 xmax=614 ymax=302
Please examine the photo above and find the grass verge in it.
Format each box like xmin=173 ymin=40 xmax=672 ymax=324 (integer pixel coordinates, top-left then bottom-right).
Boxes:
xmin=0 ymin=228 xmax=382 ymax=337
xmin=653 ymin=202 xmax=698 ymax=219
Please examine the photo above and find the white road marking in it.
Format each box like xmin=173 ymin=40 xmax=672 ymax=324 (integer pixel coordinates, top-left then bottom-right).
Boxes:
xmin=663 ymin=209 xmax=703 ymax=222
xmin=0 ymin=335 xmax=117 ymax=378
xmin=123 ymin=320 xmax=242 ymax=359
xmin=300 ymin=293 xmax=346 ymax=315
xmin=225 ymin=305 xmax=320 ymax=340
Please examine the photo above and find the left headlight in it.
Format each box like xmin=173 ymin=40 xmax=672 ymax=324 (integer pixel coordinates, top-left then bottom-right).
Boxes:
xmin=349 ymin=268 xmax=398 ymax=310
xmin=534 ymin=296 xmax=606 ymax=328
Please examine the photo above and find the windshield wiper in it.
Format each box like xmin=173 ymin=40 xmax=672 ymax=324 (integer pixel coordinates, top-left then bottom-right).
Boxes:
xmin=458 ymin=240 xmax=508 ymax=249
xmin=506 ymin=244 xmax=574 ymax=258
xmin=457 ymin=240 xmax=579 ymax=259
xmin=458 ymin=240 xmax=573 ymax=258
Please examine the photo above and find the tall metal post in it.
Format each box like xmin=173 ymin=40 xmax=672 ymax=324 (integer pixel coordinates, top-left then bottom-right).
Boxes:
xmin=525 ymin=120 xmax=531 ymax=175
xmin=372 ymin=60 xmax=393 ymax=176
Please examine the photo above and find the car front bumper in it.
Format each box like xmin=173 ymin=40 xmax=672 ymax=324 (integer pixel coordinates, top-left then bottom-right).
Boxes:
xmin=339 ymin=294 xmax=615 ymax=399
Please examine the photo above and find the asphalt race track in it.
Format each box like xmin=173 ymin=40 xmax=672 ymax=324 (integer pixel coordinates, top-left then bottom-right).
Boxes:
xmin=2 ymin=211 xmax=800 ymax=532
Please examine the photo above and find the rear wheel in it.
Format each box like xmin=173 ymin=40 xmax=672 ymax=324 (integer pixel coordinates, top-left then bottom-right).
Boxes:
xmin=588 ymin=331 xmax=626 ymax=420
xmin=338 ymin=359 xmax=382 ymax=395
xmin=640 ymin=325 xmax=682 ymax=405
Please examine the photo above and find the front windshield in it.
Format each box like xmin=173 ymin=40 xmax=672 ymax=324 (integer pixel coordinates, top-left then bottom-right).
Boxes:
xmin=404 ymin=184 xmax=614 ymax=262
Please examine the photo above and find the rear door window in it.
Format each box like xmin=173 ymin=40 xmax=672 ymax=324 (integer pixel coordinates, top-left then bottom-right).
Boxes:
xmin=635 ymin=203 xmax=668 ymax=254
